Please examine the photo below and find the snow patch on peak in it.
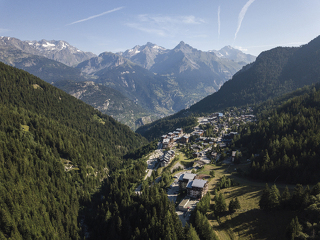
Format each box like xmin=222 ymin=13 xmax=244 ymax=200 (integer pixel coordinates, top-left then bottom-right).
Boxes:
xmin=42 ymin=42 xmax=55 ymax=48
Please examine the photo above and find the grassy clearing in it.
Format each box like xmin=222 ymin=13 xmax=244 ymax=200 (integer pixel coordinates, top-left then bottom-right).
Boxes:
xmin=207 ymin=163 xmax=297 ymax=240
xmin=21 ymin=124 xmax=29 ymax=132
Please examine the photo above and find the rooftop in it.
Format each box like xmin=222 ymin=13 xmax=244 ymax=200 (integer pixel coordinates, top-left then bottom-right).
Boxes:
xmin=179 ymin=173 xmax=196 ymax=181
xmin=191 ymin=179 xmax=207 ymax=188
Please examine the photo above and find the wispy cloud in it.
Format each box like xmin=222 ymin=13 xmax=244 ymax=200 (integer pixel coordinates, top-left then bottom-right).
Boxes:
xmin=218 ymin=6 xmax=221 ymax=38
xmin=126 ymin=14 xmax=205 ymax=37
xmin=234 ymin=0 xmax=256 ymax=41
xmin=67 ymin=7 xmax=124 ymax=26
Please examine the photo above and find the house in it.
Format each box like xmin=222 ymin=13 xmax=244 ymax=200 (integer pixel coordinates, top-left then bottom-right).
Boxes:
xmin=161 ymin=135 xmax=167 ymax=141
xmin=176 ymin=128 xmax=183 ymax=135
xmin=178 ymin=173 xmax=197 ymax=189
xmin=186 ymin=179 xmax=208 ymax=199
xmin=193 ymin=130 xmax=204 ymax=137
xmin=180 ymin=135 xmax=189 ymax=143
xmin=162 ymin=138 xmax=171 ymax=149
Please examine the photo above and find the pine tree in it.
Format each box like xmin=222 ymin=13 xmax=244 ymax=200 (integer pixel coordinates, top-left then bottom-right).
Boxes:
xmin=185 ymin=224 xmax=200 ymax=240
xmin=215 ymin=193 xmax=227 ymax=214
xmin=285 ymin=216 xmax=302 ymax=240
xmin=234 ymin=197 xmax=241 ymax=210
xmin=268 ymin=184 xmax=281 ymax=209
xmin=259 ymin=183 xmax=271 ymax=210
xmin=281 ymin=186 xmax=291 ymax=209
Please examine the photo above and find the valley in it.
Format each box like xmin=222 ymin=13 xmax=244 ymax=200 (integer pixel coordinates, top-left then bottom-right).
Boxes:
xmin=139 ymin=107 xmax=313 ymax=239
xmin=1 ymin=33 xmax=320 ymax=239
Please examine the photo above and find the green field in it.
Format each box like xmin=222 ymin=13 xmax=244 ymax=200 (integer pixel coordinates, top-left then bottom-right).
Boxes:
xmin=205 ymin=164 xmax=298 ymax=240
xmin=164 ymin=151 xmax=298 ymax=239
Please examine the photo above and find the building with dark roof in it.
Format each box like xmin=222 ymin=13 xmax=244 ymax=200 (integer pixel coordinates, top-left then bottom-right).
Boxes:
xmin=178 ymin=173 xmax=197 ymax=189
xmin=186 ymin=179 xmax=208 ymax=199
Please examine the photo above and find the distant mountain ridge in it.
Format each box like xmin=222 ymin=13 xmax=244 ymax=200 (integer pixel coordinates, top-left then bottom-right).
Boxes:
xmin=209 ymin=45 xmax=256 ymax=63
xmin=0 ymin=36 xmax=96 ymax=66
xmin=117 ymin=41 xmax=256 ymax=72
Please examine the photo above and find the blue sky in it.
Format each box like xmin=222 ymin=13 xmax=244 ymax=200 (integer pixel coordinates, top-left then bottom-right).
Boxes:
xmin=1 ymin=0 xmax=320 ymax=56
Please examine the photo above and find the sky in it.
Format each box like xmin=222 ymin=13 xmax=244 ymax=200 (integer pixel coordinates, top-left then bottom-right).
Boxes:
xmin=1 ymin=0 xmax=320 ymax=56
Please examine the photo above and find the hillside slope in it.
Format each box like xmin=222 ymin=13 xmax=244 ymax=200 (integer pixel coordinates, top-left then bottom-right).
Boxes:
xmin=0 ymin=62 xmax=147 ymax=239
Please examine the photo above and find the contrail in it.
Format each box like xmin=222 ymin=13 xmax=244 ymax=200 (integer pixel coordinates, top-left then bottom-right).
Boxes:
xmin=234 ymin=0 xmax=255 ymax=41
xmin=218 ymin=6 xmax=221 ymax=38
xmin=67 ymin=7 xmax=124 ymax=25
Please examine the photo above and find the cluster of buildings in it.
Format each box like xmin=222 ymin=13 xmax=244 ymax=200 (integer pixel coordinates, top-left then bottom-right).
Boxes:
xmin=161 ymin=128 xmax=190 ymax=149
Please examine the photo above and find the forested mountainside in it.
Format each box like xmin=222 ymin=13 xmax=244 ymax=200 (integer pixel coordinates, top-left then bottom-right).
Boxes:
xmin=0 ymin=62 xmax=148 ymax=239
xmin=235 ymin=84 xmax=320 ymax=184
xmin=137 ymin=35 xmax=320 ymax=140
xmin=53 ymin=80 xmax=154 ymax=130
xmin=190 ymin=35 xmax=320 ymax=114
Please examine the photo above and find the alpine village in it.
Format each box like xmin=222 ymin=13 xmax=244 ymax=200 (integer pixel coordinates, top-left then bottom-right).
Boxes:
xmin=2 ymin=32 xmax=320 ymax=240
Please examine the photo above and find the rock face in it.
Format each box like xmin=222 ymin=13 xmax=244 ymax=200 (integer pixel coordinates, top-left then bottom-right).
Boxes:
xmin=0 ymin=37 xmax=96 ymax=66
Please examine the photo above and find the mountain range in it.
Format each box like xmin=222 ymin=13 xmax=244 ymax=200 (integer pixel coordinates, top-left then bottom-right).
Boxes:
xmin=0 ymin=36 xmax=255 ymax=129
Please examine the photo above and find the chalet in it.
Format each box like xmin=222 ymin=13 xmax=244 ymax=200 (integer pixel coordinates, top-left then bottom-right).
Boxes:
xmin=186 ymin=179 xmax=208 ymax=199
xmin=176 ymin=128 xmax=183 ymax=135
xmin=178 ymin=173 xmax=196 ymax=189
xmin=161 ymin=135 xmax=167 ymax=141
xmin=180 ymin=135 xmax=189 ymax=143
xmin=162 ymin=138 xmax=171 ymax=149
xmin=173 ymin=131 xmax=181 ymax=136
xmin=193 ymin=130 xmax=204 ymax=137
